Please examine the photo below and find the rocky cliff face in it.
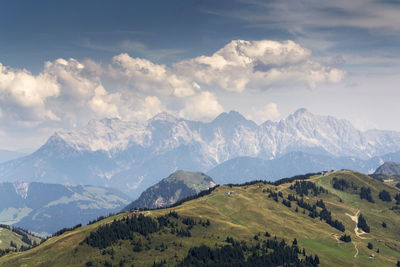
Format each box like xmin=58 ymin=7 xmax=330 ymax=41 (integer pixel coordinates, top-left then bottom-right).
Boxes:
xmin=1 ymin=109 xmax=400 ymax=196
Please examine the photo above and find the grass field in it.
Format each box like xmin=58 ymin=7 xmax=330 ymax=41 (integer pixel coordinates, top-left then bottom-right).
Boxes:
xmin=0 ymin=170 xmax=399 ymax=266
xmin=0 ymin=226 xmax=41 ymax=250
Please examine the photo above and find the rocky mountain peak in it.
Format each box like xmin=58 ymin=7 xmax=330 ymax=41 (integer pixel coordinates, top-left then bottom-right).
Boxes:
xmin=374 ymin=161 xmax=400 ymax=176
xmin=150 ymin=112 xmax=178 ymax=123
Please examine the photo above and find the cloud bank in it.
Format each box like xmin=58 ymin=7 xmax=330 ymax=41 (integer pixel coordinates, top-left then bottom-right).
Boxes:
xmin=0 ymin=39 xmax=345 ymax=148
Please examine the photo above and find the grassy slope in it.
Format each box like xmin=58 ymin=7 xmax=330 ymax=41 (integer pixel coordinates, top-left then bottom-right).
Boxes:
xmin=0 ymin=226 xmax=41 ymax=250
xmin=1 ymin=170 xmax=400 ymax=266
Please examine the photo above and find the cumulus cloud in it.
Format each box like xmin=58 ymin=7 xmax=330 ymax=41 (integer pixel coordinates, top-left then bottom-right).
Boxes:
xmin=174 ymin=40 xmax=345 ymax=92
xmin=129 ymin=96 xmax=164 ymax=120
xmin=88 ymin=85 xmax=121 ymax=119
xmin=0 ymin=63 xmax=60 ymax=122
xmin=179 ymin=91 xmax=224 ymax=121
xmin=0 ymin=39 xmax=346 ymax=148
xmin=248 ymin=103 xmax=281 ymax=124
xmin=111 ymin=53 xmax=197 ymax=97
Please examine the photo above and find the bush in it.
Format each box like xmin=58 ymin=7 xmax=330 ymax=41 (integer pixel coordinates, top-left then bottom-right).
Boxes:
xmin=339 ymin=234 xmax=351 ymax=242
xmin=378 ymin=190 xmax=392 ymax=202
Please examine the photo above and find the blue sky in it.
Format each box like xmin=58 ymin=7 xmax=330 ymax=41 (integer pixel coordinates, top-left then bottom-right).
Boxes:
xmin=1 ymin=0 xmax=400 ymax=149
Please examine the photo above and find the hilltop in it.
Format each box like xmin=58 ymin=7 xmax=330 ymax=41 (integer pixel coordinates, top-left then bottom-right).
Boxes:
xmin=372 ymin=162 xmax=400 ymax=182
xmin=123 ymin=170 xmax=216 ymax=211
xmin=1 ymin=170 xmax=400 ymax=266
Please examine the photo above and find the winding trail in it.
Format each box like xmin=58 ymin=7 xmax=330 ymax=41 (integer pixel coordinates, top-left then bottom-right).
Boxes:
xmin=353 ymin=243 xmax=359 ymax=258
xmin=345 ymin=210 xmax=368 ymax=239
xmin=345 ymin=210 xmax=369 ymax=258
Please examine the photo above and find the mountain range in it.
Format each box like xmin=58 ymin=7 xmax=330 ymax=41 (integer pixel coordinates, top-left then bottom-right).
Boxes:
xmin=1 ymin=108 xmax=400 ymax=197
xmin=208 ymin=151 xmax=400 ymax=184
xmin=0 ymin=182 xmax=131 ymax=235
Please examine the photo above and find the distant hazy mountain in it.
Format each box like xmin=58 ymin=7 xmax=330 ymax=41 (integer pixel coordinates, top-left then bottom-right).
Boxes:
xmin=123 ymin=170 xmax=216 ymax=211
xmin=208 ymin=151 xmax=400 ymax=185
xmin=0 ymin=150 xmax=27 ymax=163
xmin=371 ymin=161 xmax=400 ymax=182
xmin=0 ymin=182 xmax=131 ymax=235
xmin=207 ymin=152 xmax=364 ymax=184
xmin=374 ymin=161 xmax=400 ymax=176
xmin=1 ymin=109 xmax=400 ymax=196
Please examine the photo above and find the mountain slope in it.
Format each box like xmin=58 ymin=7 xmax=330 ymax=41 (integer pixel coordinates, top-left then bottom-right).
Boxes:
xmin=371 ymin=161 xmax=400 ymax=183
xmin=207 ymin=152 xmax=368 ymax=184
xmin=374 ymin=161 xmax=400 ymax=177
xmin=1 ymin=170 xmax=399 ymax=266
xmin=123 ymin=170 xmax=216 ymax=211
xmin=208 ymin=151 xmax=400 ymax=185
xmin=2 ymin=109 xmax=400 ymax=196
xmin=0 ymin=182 xmax=131 ymax=235
xmin=0 ymin=150 xmax=27 ymax=164
xmin=0 ymin=225 xmax=41 ymax=253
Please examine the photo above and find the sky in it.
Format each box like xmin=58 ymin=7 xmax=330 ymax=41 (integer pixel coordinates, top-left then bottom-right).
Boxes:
xmin=1 ymin=0 xmax=400 ymax=150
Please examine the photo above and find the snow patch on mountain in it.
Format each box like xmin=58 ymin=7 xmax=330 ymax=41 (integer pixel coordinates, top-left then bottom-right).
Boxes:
xmin=13 ymin=182 xmax=29 ymax=199
xmin=50 ymin=108 xmax=400 ymax=160
xmin=2 ymin=108 xmax=400 ymax=196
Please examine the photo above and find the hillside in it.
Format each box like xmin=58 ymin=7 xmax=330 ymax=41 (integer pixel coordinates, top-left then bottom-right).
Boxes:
xmin=1 ymin=170 xmax=400 ymax=266
xmin=2 ymin=109 xmax=400 ymax=197
xmin=0 ymin=225 xmax=41 ymax=256
xmin=123 ymin=170 xmax=216 ymax=211
xmin=0 ymin=182 xmax=131 ymax=235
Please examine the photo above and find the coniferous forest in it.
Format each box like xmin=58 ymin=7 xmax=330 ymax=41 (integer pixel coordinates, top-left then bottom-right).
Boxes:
xmin=83 ymin=212 xmax=319 ymax=267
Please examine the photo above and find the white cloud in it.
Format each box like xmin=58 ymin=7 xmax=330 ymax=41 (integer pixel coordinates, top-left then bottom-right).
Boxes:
xmin=179 ymin=91 xmax=224 ymax=121
xmin=130 ymin=96 xmax=164 ymax=120
xmin=248 ymin=103 xmax=281 ymax=124
xmin=174 ymin=40 xmax=345 ymax=92
xmin=0 ymin=39 xmax=346 ymax=149
xmin=88 ymin=85 xmax=121 ymax=119
xmin=111 ymin=53 xmax=197 ymax=97
xmin=0 ymin=63 xmax=60 ymax=122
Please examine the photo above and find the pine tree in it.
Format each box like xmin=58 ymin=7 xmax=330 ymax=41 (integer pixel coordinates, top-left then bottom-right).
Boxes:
xmin=357 ymin=214 xmax=370 ymax=233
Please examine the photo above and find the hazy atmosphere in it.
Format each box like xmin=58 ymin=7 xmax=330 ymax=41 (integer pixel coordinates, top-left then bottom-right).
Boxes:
xmin=1 ymin=0 xmax=400 ymax=150
xmin=1 ymin=2 xmax=400 ymax=266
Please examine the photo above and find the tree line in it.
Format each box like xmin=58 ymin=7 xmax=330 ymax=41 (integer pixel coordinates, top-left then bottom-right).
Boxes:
xmin=178 ymin=236 xmax=320 ymax=267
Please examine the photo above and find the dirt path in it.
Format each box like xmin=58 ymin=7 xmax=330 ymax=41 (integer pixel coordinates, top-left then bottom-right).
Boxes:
xmin=345 ymin=210 xmax=368 ymax=239
xmin=331 ymin=233 xmax=342 ymax=244
xmin=354 ymin=243 xmax=359 ymax=258
xmin=0 ymin=228 xmax=2 ymax=244
xmin=345 ymin=210 xmax=369 ymax=258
